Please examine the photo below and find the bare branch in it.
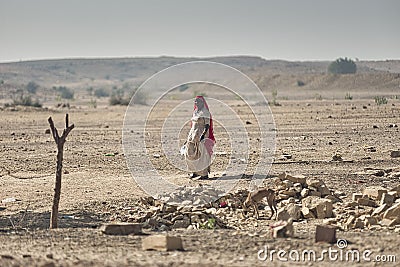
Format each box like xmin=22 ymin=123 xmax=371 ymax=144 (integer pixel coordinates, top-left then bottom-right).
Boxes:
xmin=48 ymin=117 xmax=59 ymax=143
xmin=48 ymin=114 xmax=74 ymax=229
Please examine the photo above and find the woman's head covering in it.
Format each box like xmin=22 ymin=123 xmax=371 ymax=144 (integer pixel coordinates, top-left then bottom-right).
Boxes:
xmin=193 ymin=96 xmax=215 ymax=142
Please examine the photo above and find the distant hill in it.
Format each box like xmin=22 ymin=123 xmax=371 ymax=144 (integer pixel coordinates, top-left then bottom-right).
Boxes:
xmin=0 ymin=56 xmax=399 ymax=102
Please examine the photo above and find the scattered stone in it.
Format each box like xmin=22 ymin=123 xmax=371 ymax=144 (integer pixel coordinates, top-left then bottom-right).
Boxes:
xmin=364 ymin=216 xmax=378 ymax=227
xmin=286 ymin=174 xmax=306 ymax=185
xmin=302 ymin=196 xmax=333 ymax=219
xmin=332 ymin=154 xmax=342 ymax=161
xmin=293 ymin=183 xmax=303 ymax=193
xmin=1 ymin=197 xmax=19 ymax=203
xmin=142 ymin=235 xmax=183 ymax=251
xmin=306 ymin=177 xmax=323 ymax=188
xmin=365 ymin=146 xmax=377 ymax=152
xmin=100 ymin=223 xmax=143 ymax=235
xmin=363 ymin=186 xmax=388 ymax=200
xmin=45 ymin=129 xmax=51 ymax=134
xmin=372 ymin=203 xmax=390 ymax=217
xmin=1 ymin=255 xmax=14 ymax=260
xmin=354 ymin=218 xmax=365 ymax=229
xmin=352 ymin=193 xmax=363 ymax=202
xmin=315 ymin=225 xmax=337 ymax=243
xmin=324 ymin=194 xmax=342 ymax=203
xmin=318 ymin=185 xmax=331 ymax=197
xmin=383 ymin=203 xmax=400 ymax=220
xmin=322 ymin=218 xmax=337 ymax=225
xmin=380 ymin=192 xmax=395 ymax=206
xmin=391 ymin=185 xmax=400 ymax=197
xmin=301 ymin=207 xmax=316 ymax=219
xmin=380 ymin=218 xmax=399 ymax=227
xmin=357 ymin=197 xmax=378 ymax=207
xmin=300 ymin=188 xmax=309 ymax=198
xmin=172 ymin=218 xmax=191 ymax=229
xmin=308 ymin=190 xmax=322 ymax=198
xmin=391 ymin=150 xmax=400 ymax=158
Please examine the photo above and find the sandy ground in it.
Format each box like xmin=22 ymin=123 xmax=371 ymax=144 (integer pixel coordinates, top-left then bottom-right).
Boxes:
xmin=1 ymin=98 xmax=400 ymax=266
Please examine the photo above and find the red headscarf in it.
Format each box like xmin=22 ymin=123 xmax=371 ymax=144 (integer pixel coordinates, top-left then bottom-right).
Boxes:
xmin=193 ymin=96 xmax=215 ymax=142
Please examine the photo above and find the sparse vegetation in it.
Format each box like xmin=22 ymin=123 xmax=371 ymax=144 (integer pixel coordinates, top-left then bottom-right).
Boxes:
xmin=271 ymin=89 xmax=280 ymax=106
xmin=109 ymin=87 xmax=131 ymax=105
xmin=26 ymin=82 xmax=39 ymax=94
xmin=199 ymin=218 xmax=216 ymax=229
xmin=314 ymin=93 xmax=323 ymax=100
xmin=11 ymin=93 xmax=42 ymax=107
xmin=94 ymin=88 xmax=109 ymax=98
xmin=328 ymin=57 xmax=357 ymax=74
xmin=178 ymin=84 xmax=189 ymax=92
xmin=297 ymin=80 xmax=305 ymax=87
xmin=53 ymin=86 xmax=74 ymax=99
xmin=374 ymin=96 xmax=388 ymax=105
xmin=345 ymin=92 xmax=353 ymax=100
xmin=89 ymin=98 xmax=97 ymax=108
xmin=192 ymin=91 xmax=208 ymax=98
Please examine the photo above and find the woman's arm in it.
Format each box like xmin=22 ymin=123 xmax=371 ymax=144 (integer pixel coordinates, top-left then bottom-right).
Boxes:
xmin=200 ymin=124 xmax=209 ymax=141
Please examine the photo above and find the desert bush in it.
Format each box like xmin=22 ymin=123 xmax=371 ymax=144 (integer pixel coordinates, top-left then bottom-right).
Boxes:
xmin=178 ymin=84 xmax=189 ymax=92
xmin=89 ymin=98 xmax=97 ymax=108
xmin=12 ymin=94 xmax=42 ymax=107
xmin=314 ymin=93 xmax=323 ymax=100
xmin=271 ymin=89 xmax=280 ymax=106
xmin=109 ymin=92 xmax=130 ymax=105
xmin=94 ymin=88 xmax=109 ymax=98
xmin=26 ymin=81 xmax=39 ymax=94
xmin=328 ymin=57 xmax=357 ymax=74
xmin=345 ymin=92 xmax=353 ymax=100
xmin=297 ymin=80 xmax=305 ymax=87
xmin=374 ymin=96 xmax=388 ymax=105
xmin=53 ymin=86 xmax=74 ymax=99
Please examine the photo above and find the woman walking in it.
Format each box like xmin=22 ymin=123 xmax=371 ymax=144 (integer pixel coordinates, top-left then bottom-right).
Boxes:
xmin=183 ymin=96 xmax=215 ymax=179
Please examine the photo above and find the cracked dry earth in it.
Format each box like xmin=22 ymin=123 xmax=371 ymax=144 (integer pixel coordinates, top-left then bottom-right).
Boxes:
xmin=0 ymin=98 xmax=400 ymax=266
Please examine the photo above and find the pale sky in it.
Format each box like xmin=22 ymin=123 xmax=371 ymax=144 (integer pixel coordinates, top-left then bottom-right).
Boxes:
xmin=0 ymin=0 xmax=399 ymax=62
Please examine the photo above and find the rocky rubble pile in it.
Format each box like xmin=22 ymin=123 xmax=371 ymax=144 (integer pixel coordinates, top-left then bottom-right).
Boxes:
xmin=107 ymin=185 xmax=251 ymax=231
xmin=327 ymin=185 xmax=400 ymax=230
xmin=274 ymin=172 xmax=342 ymax=221
xmin=155 ymin=185 xmax=226 ymax=206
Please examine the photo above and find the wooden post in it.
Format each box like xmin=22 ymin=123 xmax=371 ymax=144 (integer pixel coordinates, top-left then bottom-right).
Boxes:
xmin=48 ymin=114 xmax=74 ymax=229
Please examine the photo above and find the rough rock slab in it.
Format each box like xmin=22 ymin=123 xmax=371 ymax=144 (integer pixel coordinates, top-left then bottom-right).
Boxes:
xmin=383 ymin=202 xmax=400 ymax=220
xmin=362 ymin=186 xmax=388 ymax=200
xmin=142 ymin=235 xmax=183 ymax=251
xmin=286 ymin=174 xmax=307 ymax=185
xmin=100 ymin=223 xmax=143 ymax=235
xmin=357 ymin=197 xmax=378 ymax=207
xmin=380 ymin=192 xmax=395 ymax=206
xmin=315 ymin=224 xmax=337 ymax=243
xmin=390 ymin=150 xmax=400 ymax=158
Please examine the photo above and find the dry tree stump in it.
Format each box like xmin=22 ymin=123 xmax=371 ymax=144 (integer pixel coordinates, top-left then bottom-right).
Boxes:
xmin=48 ymin=114 xmax=74 ymax=229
